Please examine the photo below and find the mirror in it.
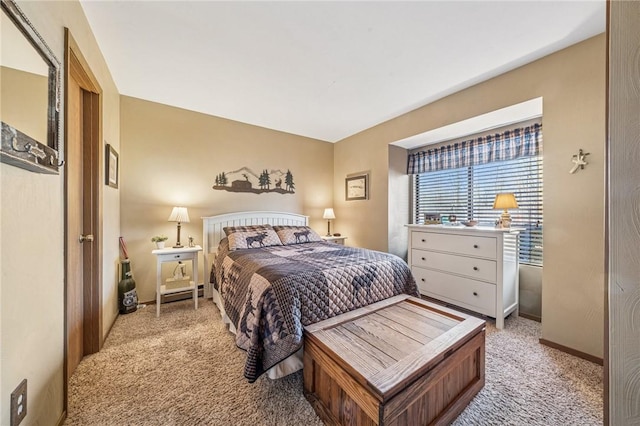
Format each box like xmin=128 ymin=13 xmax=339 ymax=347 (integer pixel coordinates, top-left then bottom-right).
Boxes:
xmin=0 ymin=0 xmax=61 ymax=174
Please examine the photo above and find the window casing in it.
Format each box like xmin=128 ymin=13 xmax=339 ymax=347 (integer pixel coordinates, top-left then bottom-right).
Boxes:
xmin=414 ymin=155 xmax=543 ymax=266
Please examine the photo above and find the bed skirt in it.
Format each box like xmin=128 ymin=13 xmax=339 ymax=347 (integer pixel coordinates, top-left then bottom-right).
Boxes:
xmin=211 ymin=288 xmax=304 ymax=380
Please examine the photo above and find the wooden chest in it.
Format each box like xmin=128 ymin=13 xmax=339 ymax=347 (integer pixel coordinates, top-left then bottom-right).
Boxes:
xmin=303 ymin=295 xmax=485 ymax=426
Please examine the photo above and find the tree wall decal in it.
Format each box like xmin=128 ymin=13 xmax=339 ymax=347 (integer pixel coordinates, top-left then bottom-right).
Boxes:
xmin=212 ymin=167 xmax=295 ymax=194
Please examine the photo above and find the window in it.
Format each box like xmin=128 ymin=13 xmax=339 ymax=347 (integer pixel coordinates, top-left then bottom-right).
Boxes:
xmin=414 ymin=154 xmax=543 ymax=266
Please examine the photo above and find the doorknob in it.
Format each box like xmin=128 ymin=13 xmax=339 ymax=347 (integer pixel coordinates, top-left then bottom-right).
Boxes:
xmin=79 ymin=234 xmax=94 ymax=243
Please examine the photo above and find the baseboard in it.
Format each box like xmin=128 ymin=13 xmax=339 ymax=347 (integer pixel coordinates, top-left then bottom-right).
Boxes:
xmin=56 ymin=409 xmax=66 ymax=426
xmin=519 ymin=312 xmax=541 ymax=322
xmin=162 ymin=287 xmax=205 ymax=304
xmin=539 ymin=338 xmax=603 ymax=365
xmin=142 ymin=284 xmax=204 ymax=305
xmin=104 ymin=311 xmax=118 ymax=342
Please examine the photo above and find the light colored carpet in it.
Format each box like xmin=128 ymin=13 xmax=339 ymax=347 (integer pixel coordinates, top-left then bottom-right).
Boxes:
xmin=65 ymin=299 xmax=602 ymax=425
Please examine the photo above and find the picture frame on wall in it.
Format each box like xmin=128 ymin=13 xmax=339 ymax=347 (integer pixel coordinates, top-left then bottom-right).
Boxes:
xmin=345 ymin=172 xmax=369 ymax=201
xmin=105 ymin=143 xmax=119 ymax=188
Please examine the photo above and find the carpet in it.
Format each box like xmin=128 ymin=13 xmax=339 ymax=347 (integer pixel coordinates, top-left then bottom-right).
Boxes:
xmin=65 ymin=299 xmax=602 ymax=425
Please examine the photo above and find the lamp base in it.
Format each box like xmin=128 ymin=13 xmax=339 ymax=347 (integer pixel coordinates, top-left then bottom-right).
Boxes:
xmin=173 ymin=222 xmax=183 ymax=248
xmin=326 ymin=220 xmax=331 ymax=237
xmin=499 ymin=210 xmax=512 ymax=229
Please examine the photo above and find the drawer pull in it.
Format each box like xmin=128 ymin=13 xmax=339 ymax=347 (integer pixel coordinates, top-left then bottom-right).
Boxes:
xmin=174 ymin=255 xmax=181 ymax=258
xmin=473 ymin=291 xmax=478 ymax=296
xmin=421 ymin=257 xmax=426 ymax=261
xmin=421 ymin=239 xmax=426 ymax=242
xmin=473 ymin=244 xmax=478 ymax=249
xmin=421 ymin=278 xmax=425 ymax=282
xmin=473 ymin=266 xmax=478 ymax=271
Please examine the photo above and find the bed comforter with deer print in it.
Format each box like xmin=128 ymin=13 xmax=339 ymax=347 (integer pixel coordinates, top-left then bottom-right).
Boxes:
xmin=211 ymin=240 xmax=418 ymax=382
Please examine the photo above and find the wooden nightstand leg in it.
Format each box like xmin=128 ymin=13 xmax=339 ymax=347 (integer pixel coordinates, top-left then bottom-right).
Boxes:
xmin=156 ymin=259 xmax=162 ymax=317
xmin=193 ymin=257 xmax=199 ymax=310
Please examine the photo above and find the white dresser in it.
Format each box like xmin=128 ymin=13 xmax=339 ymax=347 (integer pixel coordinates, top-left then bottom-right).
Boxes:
xmin=407 ymin=225 xmax=519 ymax=329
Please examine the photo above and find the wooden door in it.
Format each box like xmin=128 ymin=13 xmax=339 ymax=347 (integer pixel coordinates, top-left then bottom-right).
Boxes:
xmin=64 ymin=29 xmax=103 ymax=389
xmin=66 ymin=75 xmax=85 ymax=379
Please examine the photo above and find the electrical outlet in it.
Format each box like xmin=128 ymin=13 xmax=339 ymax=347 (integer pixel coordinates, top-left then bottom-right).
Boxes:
xmin=10 ymin=379 xmax=27 ymax=426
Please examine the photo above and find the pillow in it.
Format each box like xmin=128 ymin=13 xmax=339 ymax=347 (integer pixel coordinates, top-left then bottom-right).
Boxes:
xmin=223 ymin=225 xmax=282 ymax=251
xmin=273 ymin=225 xmax=324 ymax=245
xmin=223 ymin=224 xmax=273 ymax=236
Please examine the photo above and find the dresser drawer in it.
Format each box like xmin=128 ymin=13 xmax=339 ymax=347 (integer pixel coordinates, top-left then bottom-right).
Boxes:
xmin=156 ymin=252 xmax=194 ymax=262
xmin=411 ymin=231 xmax=497 ymax=259
xmin=413 ymin=268 xmax=497 ymax=317
xmin=412 ymin=249 xmax=497 ymax=283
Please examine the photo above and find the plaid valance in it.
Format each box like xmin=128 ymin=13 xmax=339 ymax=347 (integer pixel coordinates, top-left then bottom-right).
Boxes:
xmin=407 ymin=123 xmax=542 ymax=174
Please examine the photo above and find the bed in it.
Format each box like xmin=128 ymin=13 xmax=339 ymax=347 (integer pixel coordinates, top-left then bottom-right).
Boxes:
xmin=202 ymin=211 xmax=418 ymax=382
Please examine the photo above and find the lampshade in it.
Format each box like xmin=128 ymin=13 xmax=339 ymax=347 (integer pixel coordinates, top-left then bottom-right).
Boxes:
xmin=493 ymin=193 xmax=518 ymax=210
xmin=323 ymin=208 xmax=336 ymax=220
xmin=168 ymin=206 xmax=190 ymax=223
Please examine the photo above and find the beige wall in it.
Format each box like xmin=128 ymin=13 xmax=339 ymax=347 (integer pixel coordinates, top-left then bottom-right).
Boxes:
xmin=388 ymin=145 xmax=410 ymax=259
xmin=520 ymin=265 xmax=542 ymax=320
xmin=0 ymin=1 xmax=120 ymax=424
xmin=334 ymin=35 xmax=606 ymax=358
xmin=120 ymin=96 xmax=333 ymax=303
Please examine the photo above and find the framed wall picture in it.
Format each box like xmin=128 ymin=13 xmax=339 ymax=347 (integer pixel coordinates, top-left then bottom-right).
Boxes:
xmin=345 ymin=173 xmax=369 ymax=201
xmin=105 ymin=143 xmax=119 ymax=188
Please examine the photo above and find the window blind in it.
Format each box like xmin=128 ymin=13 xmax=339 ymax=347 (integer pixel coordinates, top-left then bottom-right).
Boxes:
xmin=414 ymin=155 xmax=543 ymax=266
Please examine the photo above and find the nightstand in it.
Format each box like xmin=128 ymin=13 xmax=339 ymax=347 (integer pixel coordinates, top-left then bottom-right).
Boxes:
xmin=321 ymin=235 xmax=347 ymax=245
xmin=151 ymin=245 xmax=202 ymax=317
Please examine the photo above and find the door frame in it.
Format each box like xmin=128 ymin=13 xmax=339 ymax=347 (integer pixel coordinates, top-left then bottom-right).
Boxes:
xmin=63 ymin=28 xmax=103 ymax=412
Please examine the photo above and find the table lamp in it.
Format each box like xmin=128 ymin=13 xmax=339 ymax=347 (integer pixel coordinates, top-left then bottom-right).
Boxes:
xmin=168 ymin=206 xmax=190 ymax=247
xmin=493 ymin=193 xmax=518 ymax=228
xmin=323 ymin=208 xmax=336 ymax=236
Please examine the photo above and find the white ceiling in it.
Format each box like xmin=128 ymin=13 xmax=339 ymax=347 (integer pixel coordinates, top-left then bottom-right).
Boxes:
xmin=79 ymin=1 xmax=605 ymax=143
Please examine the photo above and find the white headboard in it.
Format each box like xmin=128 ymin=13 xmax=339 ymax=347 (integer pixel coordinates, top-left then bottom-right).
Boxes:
xmin=201 ymin=211 xmax=309 ymax=298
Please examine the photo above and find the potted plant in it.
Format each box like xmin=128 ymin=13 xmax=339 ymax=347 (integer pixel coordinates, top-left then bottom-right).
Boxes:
xmin=151 ymin=235 xmax=168 ymax=249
